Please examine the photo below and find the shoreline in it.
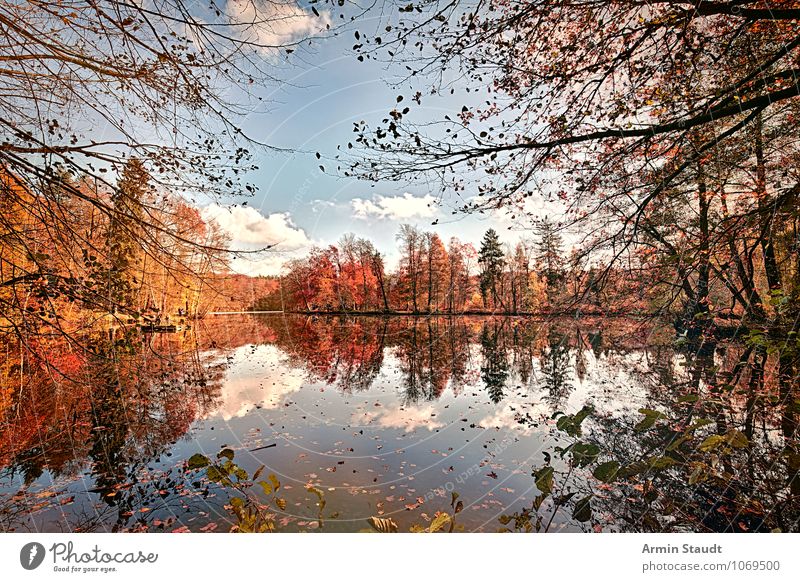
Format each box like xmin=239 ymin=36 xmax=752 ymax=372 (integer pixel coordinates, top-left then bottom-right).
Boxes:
xmin=210 ymin=309 xmax=648 ymax=318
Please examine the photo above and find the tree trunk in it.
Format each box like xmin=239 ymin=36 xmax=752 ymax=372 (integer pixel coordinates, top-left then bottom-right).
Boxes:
xmin=755 ymin=114 xmax=782 ymax=302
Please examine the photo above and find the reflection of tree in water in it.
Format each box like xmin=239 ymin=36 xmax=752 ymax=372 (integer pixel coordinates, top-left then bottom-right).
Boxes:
xmin=268 ymin=316 xmax=385 ymax=393
xmin=480 ymin=322 xmax=509 ymax=404
xmin=397 ymin=319 xmax=464 ymax=403
xmin=540 ymin=329 xmax=574 ymax=411
xmin=332 ymin=318 xmax=386 ymax=392
xmin=648 ymin=343 xmax=677 ymax=391
xmin=779 ymin=349 xmax=800 ymax=500
xmin=588 ymin=330 xmax=603 ymax=358
xmin=271 ymin=316 xmax=475 ymax=404
xmin=265 ymin=316 xmax=628 ymax=406
xmin=510 ymin=322 xmax=536 ymax=387
xmin=585 ymin=339 xmax=800 ymax=533
xmin=8 ymin=314 xmax=795 ymax=532
xmin=0 ymin=328 xmax=226 ymax=531
xmin=574 ymin=330 xmax=588 ymax=384
xmin=445 ymin=318 xmax=473 ymax=393
xmin=399 ymin=322 xmax=424 ymax=402
xmin=87 ymin=337 xmax=131 ymax=513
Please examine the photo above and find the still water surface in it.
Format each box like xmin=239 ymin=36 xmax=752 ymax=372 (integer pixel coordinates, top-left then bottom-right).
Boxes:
xmin=0 ymin=315 xmax=797 ymax=532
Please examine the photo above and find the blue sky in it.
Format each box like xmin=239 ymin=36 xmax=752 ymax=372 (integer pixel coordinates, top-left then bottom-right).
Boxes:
xmin=201 ymin=2 xmax=551 ymax=275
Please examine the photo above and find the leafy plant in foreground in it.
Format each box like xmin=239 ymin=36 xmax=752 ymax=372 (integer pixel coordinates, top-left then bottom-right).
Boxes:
xmin=186 ymin=449 xmax=287 ymax=533
xmin=367 ymin=491 xmax=464 ymax=533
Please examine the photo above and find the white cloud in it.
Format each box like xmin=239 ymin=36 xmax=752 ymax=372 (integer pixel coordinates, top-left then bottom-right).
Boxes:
xmin=202 ymin=204 xmax=310 ymax=249
xmin=354 ymin=403 xmax=444 ymax=433
xmin=202 ymin=204 xmax=312 ymax=276
xmin=477 ymin=402 xmax=538 ymax=436
xmin=351 ymin=192 xmax=438 ymax=221
xmin=228 ymin=253 xmax=295 ymax=277
xmin=207 ymin=345 xmax=304 ymax=420
xmin=226 ymin=0 xmax=331 ymax=49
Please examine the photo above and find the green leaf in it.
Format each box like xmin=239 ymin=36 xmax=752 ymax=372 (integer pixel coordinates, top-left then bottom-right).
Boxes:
xmin=268 ymin=473 xmax=281 ymax=492
xmin=230 ymin=497 xmax=246 ymax=520
xmin=635 ymin=409 xmax=666 ymax=432
xmin=617 ymin=461 xmax=648 ymax=478
xmin=534 ymin=466 xmax=554 ymax=496
xmin=571 ymin=443 xmax=600 ymax=467
xmin=428 ymin=512 xmax=451 ymax=533
xmin=553 ymin=492 xmax=576 ymax=506
xmin=665 ymin=434 xmax=692 ymax=452
xmin=573 ymin=496 xmax=592 ymax=522
xmin=206 ymin=466 xmax=225 ymax=483
xmin=698 ymin=434 xmax=726 ymax=452
xmin=592 ymin=461 xmax=620 ymax=482
xmin=635 ymin=416 xmax=658 ymax=431
xmin=556 ymin=416 xmax=572 ymax=432
xmin=187 ymin=454 xmax=209 ymax=470
xmin=573 ymin=406 xmax=593 ymax=425
xmin=555 ymin=405 xmax=594 ymax=437
xmin=726 ymin=430 xmax=749 ymax=448
xmin=217 ymin=448 xmax=235 ymax=461
xmin=258 ymin=480 xmax=272 ymax=495
xmin=648 ymin=456 xmax=677 ymax=470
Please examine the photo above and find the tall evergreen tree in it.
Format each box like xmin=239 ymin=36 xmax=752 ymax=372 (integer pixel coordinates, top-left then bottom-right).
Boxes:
xmin=107 ymin=158 xmax=148 ymax=313
xmin=533 ymin=218 xmax=565 ymax=301
xmin=478 ymin=228 xmax=505 ymax=309
xmin=480 ymin=323 xmax=508 ymax=404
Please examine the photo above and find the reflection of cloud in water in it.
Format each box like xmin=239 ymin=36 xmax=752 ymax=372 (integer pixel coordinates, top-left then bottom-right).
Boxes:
xmin=355 ymin=404 xmax=444 ymax=432
xmin=562 ymin=351 xmax=651 ymax=417
xmin=207 ymin=344 xmax=305 ymax=420
xmin=476 ymin=350 xmax=652 ymax=432
xmin=478 ymin=402 xmax=539 ymax=435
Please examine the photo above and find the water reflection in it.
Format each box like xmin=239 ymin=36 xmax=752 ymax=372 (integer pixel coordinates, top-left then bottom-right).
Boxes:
xmin=0 ymin=314 xmax=797 ymax=532
xmin=480 ymin=322 xmax=509 ymax=404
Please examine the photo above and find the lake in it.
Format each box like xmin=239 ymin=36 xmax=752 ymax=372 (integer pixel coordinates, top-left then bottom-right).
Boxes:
xmin=1 ymin=314 xmax=797 ymax=532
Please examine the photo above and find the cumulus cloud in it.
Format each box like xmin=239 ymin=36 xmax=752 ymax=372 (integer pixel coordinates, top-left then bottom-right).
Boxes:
xmin=477 ymin=402 xmax=538 ymax=436
xmin=207 ymin=345 xmax=305 ymax=420
xmin=201 ymin=204 xmax=312 ymax=276
xmin=226 ymin=0 xmax=331 ymax=49
xmin=230 ymin=254 xmax=295 ymax=277
xmin=351 ymin=192 xmax=438 ymax=221
xmin=202 ymin=204 xmax=310 ymax=249
xmin=355 ymin=403 xmax=444 ymax=433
